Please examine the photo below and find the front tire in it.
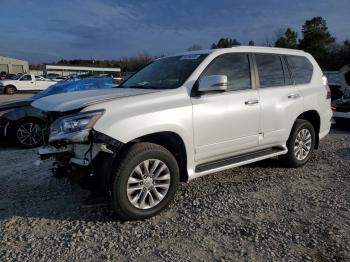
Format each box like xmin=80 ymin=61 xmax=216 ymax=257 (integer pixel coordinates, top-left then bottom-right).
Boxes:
xmin=5 ymin=85 xmax=16 ymax=95
xmin=279 ymin=119 xmax=315 ymax=168
xmin=111 ymin=143 xmax=180 ymax=220
xmin=13 ymin=118 xmax=45 ymax=148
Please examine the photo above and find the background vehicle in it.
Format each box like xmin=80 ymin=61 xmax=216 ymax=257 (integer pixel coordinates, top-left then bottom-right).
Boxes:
xmin=0 ymin=74 xmax=57 ymax=94
xmin=34 ymin=47 xmax=332 ymax=220
xmin=0 ymin=77 xmax=114 ymax=148
xmin=324 ymin=71 xmax=343 ymax=101
xmin=45 ymin=73 xmax=61 ymax=80
xmin=332 ymin=96 xmax=350 ymax=125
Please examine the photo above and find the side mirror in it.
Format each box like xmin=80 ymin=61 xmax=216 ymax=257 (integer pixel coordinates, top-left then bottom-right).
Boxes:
xmin=198 ymin=75 xmax=227 ymax=92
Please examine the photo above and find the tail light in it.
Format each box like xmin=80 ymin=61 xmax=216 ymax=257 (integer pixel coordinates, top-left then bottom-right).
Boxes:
xmin=322 ymin=75 xmax=331 ymax=99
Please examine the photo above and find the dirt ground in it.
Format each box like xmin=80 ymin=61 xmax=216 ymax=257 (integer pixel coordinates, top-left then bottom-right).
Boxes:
xmin=0 ymin=93 xmax=349 ymax=261
xmin=0 ymin=93 xmax=33 ymax=103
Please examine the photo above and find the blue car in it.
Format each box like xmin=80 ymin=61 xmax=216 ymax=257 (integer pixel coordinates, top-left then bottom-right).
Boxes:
xmin=0 ymin=77 xmax=113 ymax=148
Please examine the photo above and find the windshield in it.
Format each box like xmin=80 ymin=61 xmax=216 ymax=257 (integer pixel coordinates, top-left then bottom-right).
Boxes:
xmin=119 ymin=54 xmax=208 ymax=89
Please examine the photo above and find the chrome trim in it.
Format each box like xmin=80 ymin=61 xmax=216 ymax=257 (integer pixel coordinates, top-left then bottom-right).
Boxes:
xmin=189 ymin=146 xmax=288 ymax=181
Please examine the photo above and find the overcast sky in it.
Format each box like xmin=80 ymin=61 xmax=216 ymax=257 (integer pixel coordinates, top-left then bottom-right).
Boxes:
xmin=1 ymin=0 xmax=349 ymax=63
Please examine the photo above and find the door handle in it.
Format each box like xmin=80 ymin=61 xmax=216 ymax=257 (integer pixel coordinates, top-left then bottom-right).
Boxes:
xmin=245 ymin=99 xmax=259 ymax=105
xmin=288 ymin=94 xmax=300 ymax=99
xmin=30 ymin=82 xmax=34 ymax=84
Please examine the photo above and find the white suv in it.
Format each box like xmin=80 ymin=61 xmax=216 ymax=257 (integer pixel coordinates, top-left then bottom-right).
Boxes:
xmin=33 ymin=46 xmax=332 ymax=220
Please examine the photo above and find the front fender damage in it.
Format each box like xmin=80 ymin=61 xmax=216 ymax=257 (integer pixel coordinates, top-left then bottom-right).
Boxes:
xmin=37 ymin=129 xmax=124 ymax=191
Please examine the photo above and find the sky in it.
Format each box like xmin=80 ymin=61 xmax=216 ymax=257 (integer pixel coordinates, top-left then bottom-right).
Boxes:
xmin=0 ymin=0 xmax=349 ymax=63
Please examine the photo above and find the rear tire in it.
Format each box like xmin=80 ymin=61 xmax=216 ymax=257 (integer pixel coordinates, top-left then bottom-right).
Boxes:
xmin=111 ymin=143 xmax=180 ymax=221
xmin=279 ymin=119 xmax=315 ymax=168
xmin=5 ymin=85 xmax=16 ymax=95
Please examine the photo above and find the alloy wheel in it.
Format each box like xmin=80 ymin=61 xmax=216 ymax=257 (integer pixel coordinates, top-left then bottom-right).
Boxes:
xmin=127 ymin=159 xmax=171 ymax=209
xmin=16 ymin=122 xmax=42 ymax=146
xmin=294 ymin=128 xmax=312 ymax=161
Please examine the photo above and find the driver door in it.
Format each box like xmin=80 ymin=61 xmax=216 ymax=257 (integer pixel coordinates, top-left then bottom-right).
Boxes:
xmin=16 ymin=74 xmax=36 ymax=90
xmin=191 ymin=53 xmax=260 ymax=162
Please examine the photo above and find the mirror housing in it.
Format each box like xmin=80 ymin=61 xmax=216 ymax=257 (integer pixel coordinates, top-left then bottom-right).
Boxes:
xmin=198 ymin=75 xmax=228 ymax=92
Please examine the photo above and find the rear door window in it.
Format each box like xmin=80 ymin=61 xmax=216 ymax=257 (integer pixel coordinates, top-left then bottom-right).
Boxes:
xmin=286 ymin=55 xmax=313 ymax=84
xmin=255 ymin=54 xmax=286 ymax=88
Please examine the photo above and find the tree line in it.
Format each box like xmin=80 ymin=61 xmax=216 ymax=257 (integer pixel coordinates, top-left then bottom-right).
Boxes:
xmin=209 ymin=17 xmax=349 ymax=70
xmin=30 ymin=16 xmax=348 ymax=72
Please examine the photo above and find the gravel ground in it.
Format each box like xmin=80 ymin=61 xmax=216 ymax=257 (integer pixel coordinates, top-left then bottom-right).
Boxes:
xmin=0 ymin=125 xmax=349 ymax=261
xmin=0 ymin=93 xmax=33 ymax=103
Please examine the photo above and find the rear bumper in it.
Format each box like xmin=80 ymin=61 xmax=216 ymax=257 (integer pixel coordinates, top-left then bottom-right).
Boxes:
xmin=319 ymin=109 xmax=332 ymax=140
xmin=333 ymin=111 xmax=350 ymax=119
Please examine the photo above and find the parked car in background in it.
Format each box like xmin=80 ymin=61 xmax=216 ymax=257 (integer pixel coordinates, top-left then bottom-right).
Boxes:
xmin=1 ymin=72 xmax=21 ymax=80
xmin=324 ymin=71 xmax=343 ymax=101
xmin=45 ymin=73 xmax=61 ymax=80
xmin=4 ymin=73 xmax=18 ymax=80
xmin=34 ymin=46 xmax=332 ymax=220
xmin=0 ymin=74 xmax=57 ymax=94
xmin=332 ymin=96 xmax=350 ymax=125
xmin=0 ymin=77 xmax=114 ymax=147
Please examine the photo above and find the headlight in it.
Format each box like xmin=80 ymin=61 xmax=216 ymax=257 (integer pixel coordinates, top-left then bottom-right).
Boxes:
xmin=50 ymin=110 xmax=104 ymax=143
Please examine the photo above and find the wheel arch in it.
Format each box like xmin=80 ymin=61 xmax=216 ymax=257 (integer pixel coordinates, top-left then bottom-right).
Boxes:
xmin=295 ymin=110 xmax=321 ymax=149
xmin=14 ymin=116 xmax=46 ymax=126
xmin=128 ymin=131 xmax=189 ymax=182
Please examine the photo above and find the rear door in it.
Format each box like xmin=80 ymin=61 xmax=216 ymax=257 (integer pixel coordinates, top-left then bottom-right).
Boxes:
xmin=192 ymin=53 xmax=260 ymax=162
xmin=254 ymin=53 xmax=303 ymax=146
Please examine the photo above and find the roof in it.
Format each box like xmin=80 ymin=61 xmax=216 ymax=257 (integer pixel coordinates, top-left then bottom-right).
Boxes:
xmin=172 ymin=46 xmax=307 ymax=57
xmin=0 ymin=55 xmax=28 ymax=63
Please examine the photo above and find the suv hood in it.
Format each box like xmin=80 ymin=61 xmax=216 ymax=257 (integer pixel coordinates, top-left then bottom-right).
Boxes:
xmin=31 ymin=88 xmax=158 ymax=112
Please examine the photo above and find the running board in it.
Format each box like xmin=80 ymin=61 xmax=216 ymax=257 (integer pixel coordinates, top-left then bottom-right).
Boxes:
xmin=194 ymin=147 xmax=287 ymax=176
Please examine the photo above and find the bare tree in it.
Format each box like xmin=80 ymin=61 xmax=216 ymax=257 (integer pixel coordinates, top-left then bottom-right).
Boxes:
xmin=187 ymin=44 xmax=202 ymax=51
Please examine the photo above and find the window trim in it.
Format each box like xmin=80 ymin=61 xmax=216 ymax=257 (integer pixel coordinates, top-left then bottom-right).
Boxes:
xmin=281 ymin=56 xmax=293 ymax=85
xmin=252 ymin=53 xmax=296 ymax=89
xmin=20 ymin=75 xmax=32 ymax=81
xmin=192 ymin=52 xmax=255 ymax=96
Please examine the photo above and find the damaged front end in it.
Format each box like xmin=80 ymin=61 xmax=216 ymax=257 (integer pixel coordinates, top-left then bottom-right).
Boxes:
xmin=38 ymin=110 xmax=123 ymax=191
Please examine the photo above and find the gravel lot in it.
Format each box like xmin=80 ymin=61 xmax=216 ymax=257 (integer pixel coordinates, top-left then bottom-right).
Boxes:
xmin=0 ymin=93 xmax=33 ymax=103
xmin=0 ymin=93 xmax=349 ymax=261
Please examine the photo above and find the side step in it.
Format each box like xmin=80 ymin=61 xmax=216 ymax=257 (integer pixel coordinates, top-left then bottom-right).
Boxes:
xmin=195 ymin=147 xmax=287 ymax=174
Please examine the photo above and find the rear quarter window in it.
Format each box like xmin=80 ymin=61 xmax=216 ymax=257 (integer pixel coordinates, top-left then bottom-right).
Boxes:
xmin=286 ymin=55 xmax=313 ymax=84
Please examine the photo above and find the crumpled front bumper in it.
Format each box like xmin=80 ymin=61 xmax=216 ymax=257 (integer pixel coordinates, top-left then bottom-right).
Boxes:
xmin=37 ymin=129 xmax=124 ymax=167
xmin=38 ymin=143 xmax=103 ymax=166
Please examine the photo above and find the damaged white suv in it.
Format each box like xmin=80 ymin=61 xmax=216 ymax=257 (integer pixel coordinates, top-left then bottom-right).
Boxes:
xmin=33 ymin=47 xmax=332 ymax=220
